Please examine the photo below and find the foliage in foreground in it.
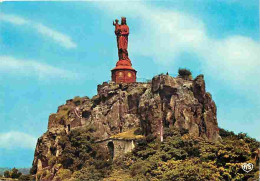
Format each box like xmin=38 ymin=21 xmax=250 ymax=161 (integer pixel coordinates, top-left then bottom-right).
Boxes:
xmin=38 ymin=127 xmax=112 ymax=181
xmin=0 ymin=168 xmax=34 ymax=181
xmin=33 ymin=127 xmax=260 ymax=181
xmin=3 ymin=168 xmax=22 ymax=179
xmin=111 ymin=127 xmax=259 ymax=181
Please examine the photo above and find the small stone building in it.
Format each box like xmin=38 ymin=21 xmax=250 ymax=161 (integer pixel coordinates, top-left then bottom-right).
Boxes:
xmin=96 ymin=138 xmax=135 ymax=159
xmin=95 ymin=129 xmax=143 ymax=159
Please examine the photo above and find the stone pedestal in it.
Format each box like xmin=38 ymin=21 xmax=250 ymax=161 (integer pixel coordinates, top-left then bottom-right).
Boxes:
xmin=111 ymin=59 xmax=137 ymax=83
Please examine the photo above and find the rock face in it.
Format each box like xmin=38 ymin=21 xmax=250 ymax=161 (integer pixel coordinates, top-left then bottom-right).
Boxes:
xmin=32 ymin=74 xmax=221 ymax=176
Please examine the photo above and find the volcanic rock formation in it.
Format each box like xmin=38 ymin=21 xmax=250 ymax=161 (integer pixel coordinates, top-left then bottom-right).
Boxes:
xmin=32 ymin=73 xmax=221 ymax=177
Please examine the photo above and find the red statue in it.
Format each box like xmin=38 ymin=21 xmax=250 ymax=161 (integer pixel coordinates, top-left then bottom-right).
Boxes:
xmin=113 ymin=17 xmax=129 ymax=60
xmin=111 ymin=17 xmax=137 ymax=83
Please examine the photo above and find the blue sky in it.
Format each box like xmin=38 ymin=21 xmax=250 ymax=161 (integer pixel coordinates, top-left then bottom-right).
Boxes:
xmin=0 ymin=1 xmax=259 ymax=168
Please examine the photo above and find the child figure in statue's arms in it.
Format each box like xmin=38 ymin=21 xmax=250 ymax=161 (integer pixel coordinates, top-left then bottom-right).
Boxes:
xmin=113 ymin=19 xmax=121 ymax=35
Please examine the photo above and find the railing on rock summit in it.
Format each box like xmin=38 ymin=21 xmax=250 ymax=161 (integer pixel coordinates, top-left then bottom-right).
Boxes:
xmin=104 ymin=73 xmax=178 ymax=84
xmin=136 ymin=78 xmax=151 ymax=83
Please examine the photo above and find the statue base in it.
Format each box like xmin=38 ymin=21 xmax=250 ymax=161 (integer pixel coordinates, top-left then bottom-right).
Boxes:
xmin=111 ymin=59 xmax=137 ymax=83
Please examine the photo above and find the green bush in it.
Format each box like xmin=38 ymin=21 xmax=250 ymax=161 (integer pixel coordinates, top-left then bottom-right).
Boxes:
xmin=56 ymin=169 xmax=72 ymax=180
xmin=57 ymin=127 xmax=111 ymax=179
xmin=161 ymin=159 xmax=222 ymax=181
xmin=178 ymin=68 xmax=192 ymax=77
xmin=130 ymin=160 xmax=154 ymax=177
xmin=219 ymin=128 xmax=235 ymax=137
xmin=73 ymin=96 xmax=83 ymax=106
xmin=72 ymin=166 xmax=104 ymax=181
xmin=5 ymin=168 xmax=22 ymax=179
xmin=4 ymin=170 xmax=10 ymax=178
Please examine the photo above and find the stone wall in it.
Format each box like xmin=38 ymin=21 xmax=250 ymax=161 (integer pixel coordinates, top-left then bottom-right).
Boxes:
xmin=97 ymin=138 xmax=136 ymax=159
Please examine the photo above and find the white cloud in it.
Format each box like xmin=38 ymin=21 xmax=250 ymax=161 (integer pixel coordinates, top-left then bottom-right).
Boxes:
xmin=0 ymin=56 xmax=78 ymax=80
xmin=34 ymin=23 xmax=76 ymax=49
xmin=201 ymin=36 xmax=260 ymax=89
xmin=0 ymin=131 xmax=37 ymax=149
xmin=0 ymin=13 xmax=77 ymax=49
xmin=0 ymin=14 xmax=29 ymax=25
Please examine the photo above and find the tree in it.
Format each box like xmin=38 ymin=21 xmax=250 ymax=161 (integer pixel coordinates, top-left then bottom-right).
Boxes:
xmin=10 ymin=168 xmax=22 ymax=178
xmin=4 ymin=170 xmax=10 ymax=178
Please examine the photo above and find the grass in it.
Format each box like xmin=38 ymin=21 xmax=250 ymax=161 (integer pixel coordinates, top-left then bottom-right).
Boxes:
xmin=56 ymin=110 xmax=69 ymax=121
xmin=73 ymin=96 xmax=83 ymax=106
xmin=0 ymin=178 xmax=18 ymax=181
xmin=110 ymin=128 xmax=144 ymax=140
xmin=56 ymin=105 xmax=71 ymax=121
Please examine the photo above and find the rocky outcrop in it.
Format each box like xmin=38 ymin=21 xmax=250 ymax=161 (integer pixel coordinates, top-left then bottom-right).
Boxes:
xmin=144 ymin=74 xmax=220 ymax=141
xmin=32 ymin=74 xmax=221 ymax=177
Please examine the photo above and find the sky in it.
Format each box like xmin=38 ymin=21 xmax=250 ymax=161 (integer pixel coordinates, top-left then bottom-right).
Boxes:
xmin=0 ymin=0 xmax=259 ymax=168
